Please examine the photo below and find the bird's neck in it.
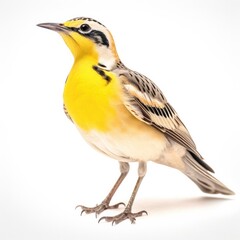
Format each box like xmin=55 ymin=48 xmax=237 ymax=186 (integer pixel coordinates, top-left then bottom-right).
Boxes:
xmin=95 ymin=44 xmax=121 ymax=70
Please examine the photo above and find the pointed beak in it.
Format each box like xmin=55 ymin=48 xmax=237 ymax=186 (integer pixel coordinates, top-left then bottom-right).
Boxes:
xmin=37 ymin=22 xmax=70 ymax=33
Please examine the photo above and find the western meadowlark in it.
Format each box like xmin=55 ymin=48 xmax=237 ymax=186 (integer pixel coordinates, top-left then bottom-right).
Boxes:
xmin=38 ymin=17 xmax=234 ymax=224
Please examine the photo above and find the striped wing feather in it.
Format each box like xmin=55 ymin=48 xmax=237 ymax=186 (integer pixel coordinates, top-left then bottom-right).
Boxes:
xmin=116 ymin=69 xmax=214 ymax=173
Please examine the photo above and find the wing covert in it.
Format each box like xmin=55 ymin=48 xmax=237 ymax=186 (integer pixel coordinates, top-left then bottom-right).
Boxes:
xmin=115 ymin=68 xmax=208 ymax=167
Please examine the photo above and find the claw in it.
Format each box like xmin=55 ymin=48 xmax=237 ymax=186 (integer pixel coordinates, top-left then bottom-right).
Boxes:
xmin=75 ymin=205 xmax=81 ymax=210
xmin=98 ymin=217 xmax=106 ymax=224
xmin=98 ymin=210 xmax=148 ymax=225
xmin=75 ymin=205 xmax=86 ymax=215
xmin=75 ymin=201 xmax=125 ymax=217
xmin=108 ymin=202 xmax=125 ymax=209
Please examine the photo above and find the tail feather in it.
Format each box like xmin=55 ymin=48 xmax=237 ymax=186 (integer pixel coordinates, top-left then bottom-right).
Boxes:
xmin=183 ymin=153 xmax=234 ymax=195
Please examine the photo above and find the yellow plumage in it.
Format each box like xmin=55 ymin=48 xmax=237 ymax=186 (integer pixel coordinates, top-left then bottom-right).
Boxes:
xmin=64 ymin=57 xmax=122 ymax=131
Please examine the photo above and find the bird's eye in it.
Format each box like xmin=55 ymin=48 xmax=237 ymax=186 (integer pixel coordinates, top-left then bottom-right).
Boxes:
xmin=78 ymin=24 xmax=91 ymax=34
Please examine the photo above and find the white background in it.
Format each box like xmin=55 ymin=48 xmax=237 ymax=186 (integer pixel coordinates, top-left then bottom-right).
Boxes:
xmin=1 ymin=0 xmax=240 ymax=239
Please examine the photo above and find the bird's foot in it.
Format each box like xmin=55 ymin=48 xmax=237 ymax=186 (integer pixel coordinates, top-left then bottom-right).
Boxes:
xmin=76 ymin=201 xmax=125 ymax=217
xmin=98 ymin=209 xmax=148 ymax=225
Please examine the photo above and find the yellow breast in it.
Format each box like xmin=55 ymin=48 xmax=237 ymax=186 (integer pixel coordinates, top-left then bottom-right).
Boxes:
xmin=63 ymin=57 xmax=123 ymax=132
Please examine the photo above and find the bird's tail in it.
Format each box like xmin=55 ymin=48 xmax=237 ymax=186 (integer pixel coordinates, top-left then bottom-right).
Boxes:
xmin=183 ymin=153 xmax=234 ymax=195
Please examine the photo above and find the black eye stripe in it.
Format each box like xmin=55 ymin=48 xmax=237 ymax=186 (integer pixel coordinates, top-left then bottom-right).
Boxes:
xmin=68 ymin=27 xmax=79 ymax=32
xmin=68 ymin=26 xmax=109 ymax=47
xmin=89 ymin=30 xmax=109 ymax=47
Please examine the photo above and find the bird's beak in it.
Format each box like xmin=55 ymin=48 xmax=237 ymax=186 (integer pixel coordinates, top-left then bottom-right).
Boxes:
xmin=37 ymin=22 xmax=70 ymax=34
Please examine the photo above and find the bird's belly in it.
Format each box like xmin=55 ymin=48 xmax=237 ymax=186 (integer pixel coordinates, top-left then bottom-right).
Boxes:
xmin=80 ymin=128 xmax=166 ymax=162
xmin=79 ymin=109 xmax=179 ymax=164
xmin=80 ymin=126 xmax=186 ymax=172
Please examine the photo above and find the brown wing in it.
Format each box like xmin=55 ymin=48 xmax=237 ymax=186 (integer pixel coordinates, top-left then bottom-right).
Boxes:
xmin=116 ymin=69 xmax=214 ymax=173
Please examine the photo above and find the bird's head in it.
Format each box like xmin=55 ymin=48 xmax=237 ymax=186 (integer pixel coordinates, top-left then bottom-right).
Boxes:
xmin=37 ymin=17 xmax=120 ymax=69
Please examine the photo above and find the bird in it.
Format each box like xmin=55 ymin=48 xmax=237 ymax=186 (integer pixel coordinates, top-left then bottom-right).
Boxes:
xmin=37 ymin=17 xmax=234 ymax=224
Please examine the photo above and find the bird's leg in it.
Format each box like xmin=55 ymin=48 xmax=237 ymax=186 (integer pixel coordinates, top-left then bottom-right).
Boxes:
xmin=76 ymin=162 xmax=129 ymax=216
xmin=99 ymin=162 xmax=148 ymax=224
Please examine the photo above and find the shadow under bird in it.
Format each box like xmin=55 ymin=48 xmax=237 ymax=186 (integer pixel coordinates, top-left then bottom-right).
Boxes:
xmin=37 ymin=17 xmax=234 ymax=224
